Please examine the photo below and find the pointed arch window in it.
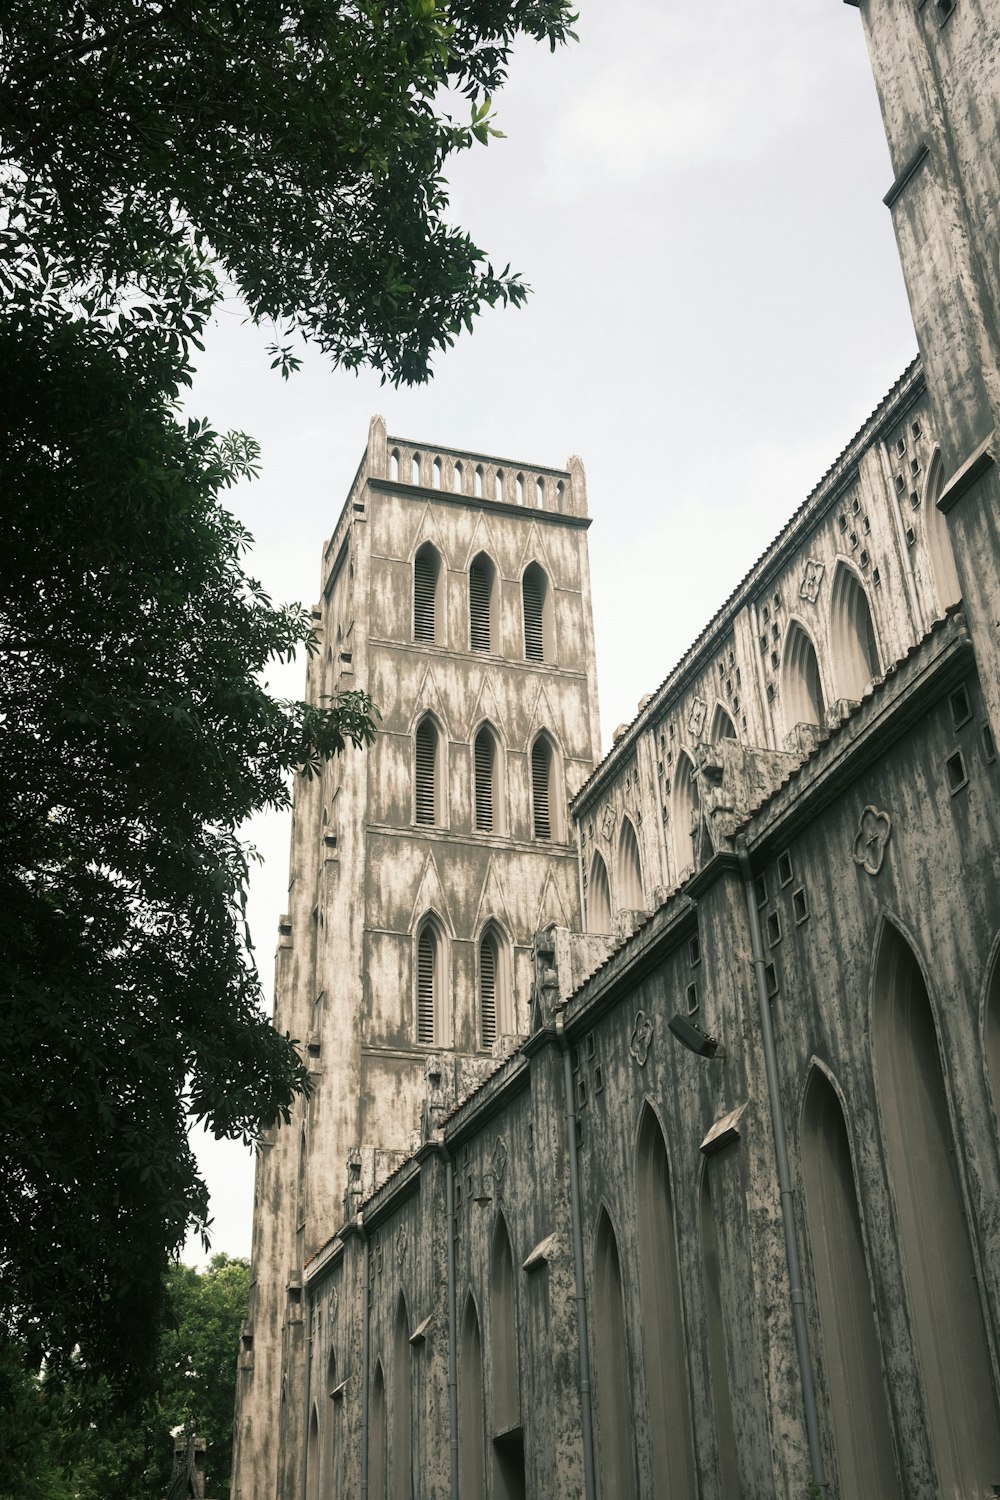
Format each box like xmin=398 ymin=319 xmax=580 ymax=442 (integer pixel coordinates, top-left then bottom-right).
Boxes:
xmin=636 ymin=1108 xmax=697 ymax=1498
xmin=986 ymin=949 xmax=1000 ymax=1124
xmin=474 ymin=725 xmax=502 ymax=833
xmin=672 ymin=752 xmax=698 ymax=877
xmin=830 ymin=563 xmax=881 ymax=701
xmin=391 ymin=1295 xmax=412 ymax=1500
xmin=491 ymin=1217 xmax=526 ymax=1496
xmin=306 ymin=1404 xmax=320 ymax=1500
xmin=617 ymin=818 xmax=644 ymax=911
xmin=710 ymin=703 xmax=737 ymax=742
xmin=588 ymin=853 xmax=612 ymax=933
xmin=593 ymin=1211 xmax=637 ymax=1500
xmin=873 ymin=925 xmax=1000 ymax=1490
xmin=459 ymin=1297 xmax=487 ymax=1500
xmin=522 ymin=563 xmax=552 ymax=663
xmin=326 ymin=1348 xmax=341 ymax=1496
xmin=469 ymin=553 xmax=496 ymax=653
xmin=530 ymin=734 xmax=557 ymax=840
xmin=700 ymin=1169 xmax=739 ymax=1495
xmin=414 ymin=716 xmax=440 ymax=826
xmin=801 ymin=1068 xmax=899 ymax=1498
xmin=925 ymin=450 xmax=962 ymax=608
xmin=478 ymin=925 xmax=512 ymax=1049
xmin=781 ymin=622 xmax=825 ymax=730
xmin=371 ymin=1362 xmax=388 ymax=1500
xmin=414 ymin=543 xmax=441 ymax=644
xmin=416 ymin=919 xmax=447 ymax=1046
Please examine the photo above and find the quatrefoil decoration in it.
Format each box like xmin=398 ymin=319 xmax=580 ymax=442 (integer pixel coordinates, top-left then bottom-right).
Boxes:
xmin=852 ymin=805 xmax=892 ymax=876
xmin=629 ymin=1010 xmax=654 ymax=1067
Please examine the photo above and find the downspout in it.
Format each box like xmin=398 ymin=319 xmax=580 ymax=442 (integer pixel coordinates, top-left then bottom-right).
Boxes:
xmin=360 ymin=1216 xmax=370 ymax=1500
xmin=556 ymin=1008 xmax=597 ymax=1500
xmin=736 ymin=843 xmax=827 ymax=1491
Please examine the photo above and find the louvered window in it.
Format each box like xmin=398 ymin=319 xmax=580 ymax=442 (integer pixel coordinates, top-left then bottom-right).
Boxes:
xmin=475 ymin=730 xmax=495 ymax=832
xmin=417 ymin=926 xmax=436 ymax=1044
xmin=470 ymin=559 xmax=492 ymax=652
xmin=414 ymin=547 xmax=438 ymax=643
xmin=480 ymin=933 xmax=497 ymax=1049
xmin=523 ymin=567 xmax=544 ymax=662
xmin=415 ymin=719 xmax=437 ymax=825
xmin=532 ymin=737 xmax=552 ymax=840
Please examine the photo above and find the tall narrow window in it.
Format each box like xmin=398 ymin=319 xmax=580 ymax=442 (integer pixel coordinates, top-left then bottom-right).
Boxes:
xmin=588 ymin=853 xmax=612 ymax=933
xmin=710 ymin=703 xmax=737 ymax=742
xmin=326 ymin=1349 xmax=340 ymax=1497
xmin=617 ymin=818 xmax=644 ymax=911
xmin=925 ymin=450 xmax=962 ymax=608
xmin=306 ymin=1405 xmax=320 ymax=1500
xmin=531 ymin=735 xmax=554 ymax=840
xmin=593 ymin=1211 xmax=637 ymax=1500
xmin=391 ymin=1296 xmax=412 ymax=1500
xmin=371 ymin=1363 xmax=388 ymax=1500
xmin=873 ymin=923 xmax=1000 ymax=1491
xmin=986 ymin=950 xmax=1000 ymax=1123
xmin=781 ymin=622 xmax=825 ymax=730
xmin=413 ymin=543 xmax=440 ymax=643
xmin=491 ymin=1217 xmax=526 ymax=1499
xmin=459 ymin=1297 xmax=486 ymax=1500
xmin=480 ymin=930 xmax=498 ymax=1050
xmin=636 ymin=1108 xmax=697 ymax=1499
xmin=469 ymin=554 xmax=494 ymax=652
xmin=417 ymin=924 xmax=437 ymax=1045
xmin=522 ymin=563 xmax=550 ymax=663
xmin=474 ymin=727 xmax=498 ymax=832
xmin=700 ymin=1170 xmax=739 ymax=1496
xmin=801 ymin=1068 xmax=899 ymax=1498
xmin=830 ymin=563 xmax=881 ymax=700
xmin=672 ymin=752 xmax=698 ymax=876
xmin=414 ymin=718 xmax=438 ymax=826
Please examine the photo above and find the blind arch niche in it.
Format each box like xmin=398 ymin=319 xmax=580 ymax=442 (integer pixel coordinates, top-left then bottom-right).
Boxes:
xmin=830 ymin=562 xmax=881 ymax=701
xmin=587 ymin=852 xmax=612 ymax=933
xmin=781 ymin=620 xmax=825 ymax=732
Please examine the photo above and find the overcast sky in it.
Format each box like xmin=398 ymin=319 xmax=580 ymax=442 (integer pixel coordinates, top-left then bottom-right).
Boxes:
xmin=184 ymin=1 xmax=918 ymax=1263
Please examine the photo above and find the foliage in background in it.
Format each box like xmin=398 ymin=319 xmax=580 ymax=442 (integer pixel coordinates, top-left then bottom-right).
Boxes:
xmin=0 ymin=1257 xmax=251 ymax=1500
xmin=0 ymin=0 xmax=575 ymax=1420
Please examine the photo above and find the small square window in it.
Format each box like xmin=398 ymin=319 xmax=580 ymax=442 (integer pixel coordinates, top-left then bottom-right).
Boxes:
xmin=777 ymin=850 xmax=793 ymax=887
xmin=910 ymin=491 xmax=921 ymax=509
xmin=906 ymin=526 xmax=916 ymax=548
xmin=911 ymin=420 xmax=922 ymax=439
xmin=792 ymin=887 xmax=809 ymax=925
xmin=838 ymin=513 xmax=849 ymax=532
xmin=689 ymin=935 xmax=701 ymax=967
xmin=685 ymin=982 xmax=698 ymax=1014
xmin=760 ymin=633 xmax=769 ymax=653
xmin=766 ymin=911 xmax=782 ymax=947
xmin=772 ymin=622 xmax=780 ymax=641
xmin=860 ymin=549 xmax=870 ymax=569
xmin=851 ymin=496 xmax=861 ymax=515
xmin=762 ymin=605 xmax=770 ymax=624
xmin=593 ymin=1064 xmax=604 ymax=1095
xmin=771 ymin=649 xmax=780 ymax=670
xmin=765 ymin=961 xmax=779 ymax=998
xmin=910 ymin=458 xmax=921 ymax=477
xmin=894 ymin=474 xmax=906 ymax=495
xmin=733 ymin=695 xmax=740 ymax=713
xmin=950 ymin=684 xmax=972 ymax=730
xmin=862 ymin=515 xmax=871 ymax=534
xmin=945 ymin=750 xmax=968 ymax=795
xmin=773 ymin=592 xmax=782 ymax=609
xmin=754 ymin=873 xmax=768 ymax=909
xmin=896 ymin=437 xmax=907 ymax=457
xmin=767 ymin=682 xmax=776 ymax=703
xmin=982 ymin=723 xmax=996 ymax=764
xmin=872 ymin=567 xmax=882 ymax=586
xmin=850 ymin=531 xmax=859 ymax=549
xmin=936 ymin=0 xmax=955 ymax=20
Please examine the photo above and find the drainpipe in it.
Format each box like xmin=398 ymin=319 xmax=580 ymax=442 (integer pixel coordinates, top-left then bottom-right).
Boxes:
xmin=445 ymin=1151 xmax=459 ymax=1500
xmin=360 ymin=1217 xmax=370 ymax=1500
xmin=556 ymin=1008 xmax=597 ymax=1500
xmin=736 ymin=843 xmax=827 ymax=1491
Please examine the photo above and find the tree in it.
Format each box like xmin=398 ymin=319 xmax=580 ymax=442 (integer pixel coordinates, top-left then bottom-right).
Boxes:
xmin=0 ymin=0 xmax=576 ymax=1402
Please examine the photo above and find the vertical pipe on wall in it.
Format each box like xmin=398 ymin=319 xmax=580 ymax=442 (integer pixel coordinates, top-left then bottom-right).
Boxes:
xmin=556 ymin=1009 xmax=597 ymax=1500
xmin=737 ymin=844 xmax=827 ymax=1490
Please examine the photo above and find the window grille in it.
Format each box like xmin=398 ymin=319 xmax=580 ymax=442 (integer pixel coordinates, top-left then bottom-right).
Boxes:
xmin=474 ymin=730 xmax=494 ymax=832
xmin=480 ymin=934 xmax=497 ymax=1049
xmin=415 ymin=720 xmax=437 ymax=825
xmin=523 ymin=570 xmax=544 ymax=662
xmin=414 ymin=549 xmax=437 ymax=642
xmin=417 ymin=927 xmax=436 ymax=1043
xmin=532 ymin=738 xmax=552 ymax=839
xmin=470 ymin=561 xmax=491 ymax=651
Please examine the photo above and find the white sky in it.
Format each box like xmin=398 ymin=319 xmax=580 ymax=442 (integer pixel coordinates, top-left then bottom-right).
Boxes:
xmin=183 ymin=0 xmax=917 ymax=1263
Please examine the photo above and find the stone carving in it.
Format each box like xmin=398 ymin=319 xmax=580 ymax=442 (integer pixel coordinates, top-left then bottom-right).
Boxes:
xmin=629 ymin=1010 xmax=654 ymax=1066
xmin=688 ymin=696 xmax=707 ymax=740
xmin=799 ymin=558 xmax=825 ymax=603
xmin=396 ymin=1225 xmax=407 ymax=1265
xmin=491 ymin=1136 xmax=509 ymax=1189
xmin=852 ymin=805 xmax=892 ymax=875
xmin=601 ymin=804 xmax=616 ymax=841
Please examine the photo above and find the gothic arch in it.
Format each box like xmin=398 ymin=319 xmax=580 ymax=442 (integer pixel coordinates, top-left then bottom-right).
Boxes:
xmin=923 ymin=449 xmax=962 ymax=609
xmin=800 ymin=1063 xmax=899 ymax=1498
xmin=984 ymin=936 xmax=1000 ymax=1130
xmin=459 ymin=1294 xmax=487 ymax=1500
xmin=587 ymin=851 xmax=612 ymax=934
xmin=414 ymin=912 xmax=449 ymax=1047
xmin=829 ymin=560 xmax=882 ymax=701
xmin=780 ymin=618 xmax=826 ymax=732
xmin=699 ymin=1163 xmax=739 ymax=1495
xmin=469 ymin=551 xmax=498 ymax=654
xmin=672 ymin=751 xmax=698 ymax=877
xmin=413 ymin=541 xmax=443 ymax=645
xmin=305 ymin=1403 xmax=320 ymax=1500
xmin=871 ymin=919 xmax=1000 ymax=1492
xmin=477 ymin=920 xmax=513 ymax=1049
xmin=710 ymin=701 xmax=737 ymax=742
xmin=592 ymin=1208 xmax=638 ymax=1500
xmin=529 ymin=730 xmax=564 ymax=843
xmin=634 ymin=1105 xmax=696 ymax=1498
xmin=616 ymin=816 xmax=644 ymax=911
xmin=490 ymin=1213 xmax=526 ymax=1498
xmin=391 ymin=1292 xmax=412 ymax=1500
xmin=473 ymin=720 xmax=505 ymax=835
xmin=521 ymin=561 xmax=554 ymax=663
xmin=371 ymin=1361 xmax=388 ymax=1500
xmin=325 ymin=1346 xmax=340 ymax=1497
xmin=413 ymin=711 xmax=447 ymax=828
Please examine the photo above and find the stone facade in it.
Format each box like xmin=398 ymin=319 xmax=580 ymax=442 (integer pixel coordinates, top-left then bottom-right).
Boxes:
xmin=233 ymin=4 xmax=1000 ymax=1497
